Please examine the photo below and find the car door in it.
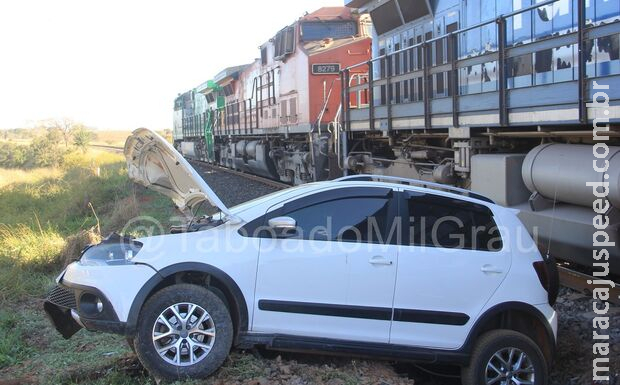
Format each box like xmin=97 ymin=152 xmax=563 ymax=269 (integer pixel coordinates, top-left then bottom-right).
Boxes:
xmin=250 ymin=186 xmax=400 ymax=343
xmin=390 ymin=190 xmax=509 ymax=349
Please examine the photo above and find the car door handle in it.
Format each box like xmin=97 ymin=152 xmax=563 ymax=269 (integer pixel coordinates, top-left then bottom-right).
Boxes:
xmin=481 ymin=264 xmax=503 ymax=274
xmin=369 ymin=256 xmax=393 ymax=265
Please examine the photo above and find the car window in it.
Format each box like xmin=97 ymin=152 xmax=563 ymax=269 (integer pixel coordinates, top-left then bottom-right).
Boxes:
xmin=284 ymin=197 xmax=391 ymax=243
xmin=406 ymin=193 xmax=502 ymax=252
xmin=239 ymin=187 xmax=398 ymax=243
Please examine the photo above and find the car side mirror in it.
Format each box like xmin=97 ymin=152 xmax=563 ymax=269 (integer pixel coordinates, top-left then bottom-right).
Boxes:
xmin=267 ymin=216 xmax=297 ymax=237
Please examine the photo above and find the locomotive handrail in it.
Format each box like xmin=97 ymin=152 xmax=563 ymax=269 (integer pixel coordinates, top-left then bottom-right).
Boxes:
xmin=339 ymin=0 xmax=619 ymax=130
xmin=334 ymin=174 xmax=495 ymax=203
xmin=342 ymin=0 xmax=560 ymax=71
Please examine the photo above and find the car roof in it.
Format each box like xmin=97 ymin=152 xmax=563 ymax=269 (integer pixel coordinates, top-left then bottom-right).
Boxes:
xmin=230 ymin=179 xmax=499 ymax=222
xmin=332 ymin=180 xmax=497 ymax=207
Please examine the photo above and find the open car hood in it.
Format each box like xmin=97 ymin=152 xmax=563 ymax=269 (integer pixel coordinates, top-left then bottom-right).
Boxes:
xmin=124 ymin=128 xmax=232 ymax=217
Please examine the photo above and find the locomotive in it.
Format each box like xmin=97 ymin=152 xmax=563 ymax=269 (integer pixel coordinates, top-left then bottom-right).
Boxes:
xmin=173 ymin=2 xmax=620 ymax=275
xmin=173 ymin=7 xmax=372 ymax=184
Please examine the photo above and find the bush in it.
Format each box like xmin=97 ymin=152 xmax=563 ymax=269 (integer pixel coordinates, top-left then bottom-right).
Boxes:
xmin=0 ymin=142 xmax=29 ymax=168
xmin=72 ymin=126 xmax=96 ymax=153
xmin=29 ymin=129 xmax=69 ymax=167
xmin=0 ymin=129 xmax=69 ymax=168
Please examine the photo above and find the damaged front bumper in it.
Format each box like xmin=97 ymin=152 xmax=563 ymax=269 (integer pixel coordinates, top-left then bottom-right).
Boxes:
xmin=43 ymin=259 xmax=157 ymax=339
xmin=44 ymin=282 xmax=126 ymax=339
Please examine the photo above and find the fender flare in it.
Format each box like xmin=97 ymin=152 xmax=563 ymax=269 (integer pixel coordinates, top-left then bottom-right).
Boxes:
xmin=125 ymin=262 xmax=249 ymax=337
xmin=461 ymin=301 xmax=556 ymax=357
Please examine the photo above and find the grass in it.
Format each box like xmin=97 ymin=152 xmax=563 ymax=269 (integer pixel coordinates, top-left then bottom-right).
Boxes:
xmin=90 ymin=130 xmax=171 ymax=148
xmin=0 ymin=144 xmax=401 ymax=385
xmin=0 ymin=146 xmax=178 ymax=383
xmin=0 ymin=310 xmax=32 ymax=368
xmin=90 ymin=130 xmax=132 ymax=147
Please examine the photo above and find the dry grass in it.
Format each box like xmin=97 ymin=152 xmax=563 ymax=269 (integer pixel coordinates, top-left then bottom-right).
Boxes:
xmin=0 ymin=168 xmax=63 ymax=189
xmin=60 ymin=227 xmax=102 ymax=267
xmin=102 ymin=195 xmax=140 ymax=234
xmin=0 ymin=147 xmax=176 ymax=307
xmin=91 ymin=130 xmax=132 ymax=147
xmin=0 ymin=224 xmax=65 ymax=267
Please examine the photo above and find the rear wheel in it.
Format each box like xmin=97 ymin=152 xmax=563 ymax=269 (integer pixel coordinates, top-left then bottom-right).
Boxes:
xmin=134 ymin=284 xmax=233 ymax=380
xmin=461 ymin=330 xmax=548 ymax=385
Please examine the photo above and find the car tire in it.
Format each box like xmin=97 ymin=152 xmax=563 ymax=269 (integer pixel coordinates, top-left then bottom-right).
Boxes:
xmin=461 ymin=330 xmax=548 ymax=385
xmin=134 ymin=283 xmax=233 ymax=381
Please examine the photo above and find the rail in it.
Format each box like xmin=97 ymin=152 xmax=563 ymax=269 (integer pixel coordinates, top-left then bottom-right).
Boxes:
xmin=192 ymin=160 xmax=291 ymax=190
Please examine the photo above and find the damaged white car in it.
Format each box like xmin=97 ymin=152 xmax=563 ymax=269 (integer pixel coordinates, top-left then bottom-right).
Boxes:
xmin=45 ymin=128 xmax=558 ymax=384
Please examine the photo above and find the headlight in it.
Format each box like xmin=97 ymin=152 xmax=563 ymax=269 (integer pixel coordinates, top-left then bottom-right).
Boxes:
xmin=79 ymin=233 xmax=142 ymax=266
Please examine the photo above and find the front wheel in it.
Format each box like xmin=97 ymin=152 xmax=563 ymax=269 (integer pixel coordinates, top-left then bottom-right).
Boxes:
xmin=461 ymin=330 xmax=548 ymax=385
xmin=134 ymin=284 xmax=233 ymax=380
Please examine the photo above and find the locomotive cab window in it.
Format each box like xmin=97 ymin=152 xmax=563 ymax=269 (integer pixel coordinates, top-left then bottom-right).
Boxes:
xmin=300 ymin=21 xmax=357 ymax=41
xmin=274 ymin=26 xmax=295 ymax=59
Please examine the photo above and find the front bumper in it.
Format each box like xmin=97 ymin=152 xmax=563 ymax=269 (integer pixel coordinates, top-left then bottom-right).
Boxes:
xmin=43 ymin=261 xmax=157 ymax=339
xmin=44 ymin=282 xmax=127 ymax=339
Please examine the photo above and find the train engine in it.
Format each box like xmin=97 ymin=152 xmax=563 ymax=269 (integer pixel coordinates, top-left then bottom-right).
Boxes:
xmin=173 ymin=7 xmax=372 ymax=185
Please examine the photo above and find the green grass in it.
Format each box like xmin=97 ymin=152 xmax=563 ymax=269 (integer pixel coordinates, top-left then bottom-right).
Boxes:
xmin=0 ymin=145 xmax=396 ymax=385
xmin=0 ymin=147 xmax=177 ymax=383
xmin=0 ymin=310 xmax=32 ymax=368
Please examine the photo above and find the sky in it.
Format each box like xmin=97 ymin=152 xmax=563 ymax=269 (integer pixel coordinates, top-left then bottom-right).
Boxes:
xmin=0 ymin=0 xmax=341 ymax=130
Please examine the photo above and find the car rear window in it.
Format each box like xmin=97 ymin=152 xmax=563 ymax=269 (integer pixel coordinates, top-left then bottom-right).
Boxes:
xmin=406 ymin=193 xmax=502 ymax=252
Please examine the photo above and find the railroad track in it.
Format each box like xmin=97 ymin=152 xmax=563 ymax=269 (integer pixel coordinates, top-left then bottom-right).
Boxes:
xmin=90 ymin=144 xmax=124 ymax=153
xmin=193 ymin=160 xmax=291 ymax=190
xmin=558 ymin=266 xmax=620 ymax=305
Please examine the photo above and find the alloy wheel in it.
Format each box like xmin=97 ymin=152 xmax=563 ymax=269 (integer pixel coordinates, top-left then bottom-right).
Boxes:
xmin=152 ymin=302 xmax=216 ymax=366
xmin=485 ymin=347 xmax=536 ymax=385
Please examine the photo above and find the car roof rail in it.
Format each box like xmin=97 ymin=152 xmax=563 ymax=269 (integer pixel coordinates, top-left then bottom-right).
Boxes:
xmin=333 ymin=174 xmax=495 ymax=204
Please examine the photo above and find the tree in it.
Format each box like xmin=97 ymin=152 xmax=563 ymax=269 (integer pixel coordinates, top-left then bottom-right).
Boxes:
xmin=40 ymin=118 xmax=81 ymax=148
xmin=72 ymin=126 xmax=95 ymax=153
xmin=29 ymin=129 xmax=66 ymax=167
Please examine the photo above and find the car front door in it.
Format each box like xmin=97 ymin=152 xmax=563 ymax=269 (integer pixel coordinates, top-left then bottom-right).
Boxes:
xmin=249 ymin=187 xmax=400 ymax=343
xmin=390 ymin=191 xmax=510 ymax=349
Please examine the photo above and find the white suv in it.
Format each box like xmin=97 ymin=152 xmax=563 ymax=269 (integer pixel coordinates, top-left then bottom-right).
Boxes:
xmin=44 ymin=129 xmax=558 ymax=385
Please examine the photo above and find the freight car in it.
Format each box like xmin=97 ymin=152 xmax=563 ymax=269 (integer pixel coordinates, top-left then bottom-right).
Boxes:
xmin=174 ymin=2 xmax=620 ymax=275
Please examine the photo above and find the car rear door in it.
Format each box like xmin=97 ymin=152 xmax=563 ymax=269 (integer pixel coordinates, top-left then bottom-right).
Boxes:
xmin=249 ymin=186 xmax=400 ymax=343
xmin=389 ymin=190 xmax=510 ymax=349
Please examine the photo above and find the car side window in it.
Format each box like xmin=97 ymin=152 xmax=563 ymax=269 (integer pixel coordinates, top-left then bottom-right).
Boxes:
xmin=406 ymin=193 xmax=502 ymax=252
xmin=239 ymin=187 xmax=397 ymax=244
xmin=283 ymin=197 xmax=391 ymax=243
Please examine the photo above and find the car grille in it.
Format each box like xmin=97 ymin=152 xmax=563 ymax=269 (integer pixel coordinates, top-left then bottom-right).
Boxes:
xmin=47 ymin=285 xmax=77 ymax=309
